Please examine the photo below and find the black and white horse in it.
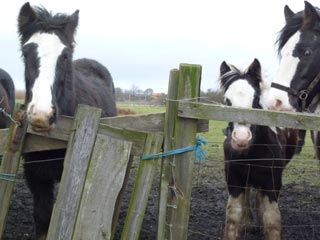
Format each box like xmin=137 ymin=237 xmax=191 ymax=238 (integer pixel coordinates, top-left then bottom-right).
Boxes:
xmin=220 ymin=59 xmax=297 ymax=240
xmin=263 ymin=1 xmax=320 ymax=158
xmin=18 ymin=3 xmax=116 ymax=239
xmin=0 ymin=68 xmax=15 ymax=128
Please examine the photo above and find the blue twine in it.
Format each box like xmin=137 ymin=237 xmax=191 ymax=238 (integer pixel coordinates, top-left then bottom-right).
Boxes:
xmin=141 ymin=135 xmax=207 ymax=162
xmin=0 ymin=173 xmax=16 ymax=182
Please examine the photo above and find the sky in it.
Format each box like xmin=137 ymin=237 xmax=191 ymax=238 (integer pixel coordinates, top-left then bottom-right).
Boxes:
xmin=0 ymin=0 xmax=317 ymax=93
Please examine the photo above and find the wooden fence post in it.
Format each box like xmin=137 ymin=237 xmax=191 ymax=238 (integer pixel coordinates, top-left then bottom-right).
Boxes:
xmin=47 ymin=105 xmax=101 ymax=240
xmin=157 ymin=69 xmax=180 ymax=240
xmin=121 ymin=132 xmax=163 ymax=240
xmin=0 ymin=104 xmax=27 ymax=238
xmin=167 ymin=64 xmax=202 ymax=240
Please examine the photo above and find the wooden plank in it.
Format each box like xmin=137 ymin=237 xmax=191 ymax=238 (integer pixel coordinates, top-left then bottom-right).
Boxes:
xmin=179 ymin=102 xmax=320 ymax=130
xmin=111 ymin=155 xmax=134 ymax=239
xmin=98 ymin=124 xmax=148 ymax=156
xmin=0 ymin=105 xmax=28 ymax=238
xmin=121 ymin=132 xmax=163 ymax=240
xmin=21 ymin=111 xmax=208 ymax=154
xmin=73 ymin=133 xmax=132 ymax=240
xmin=47 ymin=105 xmax=101 ymax=240
xmin=101 ymin=112 xmax=208 ymax=133
xmin=0 ymin=129 xmax=9 ymax=155
xmin=157 ymin=69 xmax=180 ymax=240
xmin=27 ymin=115 xmax=73 ymax=141
xmin=169 ymin=64 xmax=202 ymax=240
xmin=101 ymin=113 xmax=165 ymax=132
xmin=22 ymin=134 xmax=66 ymax=153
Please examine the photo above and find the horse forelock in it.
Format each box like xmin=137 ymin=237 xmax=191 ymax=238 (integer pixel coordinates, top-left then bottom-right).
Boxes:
xmin=19 ymin=6 xmax=74 ymax=47
xmin=220 ymin=65 xmax=260 ymax=95
xmin=220 ymin=65 xmax=245 ymax=91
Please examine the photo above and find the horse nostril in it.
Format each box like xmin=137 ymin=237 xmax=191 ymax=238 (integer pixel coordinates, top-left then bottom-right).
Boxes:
xmin=49 ymin=108 xmax=56 ymax=125
xmin=275 ymin=99 xmax=282 ymax=108
xmin=49 ymin=115 xmax=55 ymax=125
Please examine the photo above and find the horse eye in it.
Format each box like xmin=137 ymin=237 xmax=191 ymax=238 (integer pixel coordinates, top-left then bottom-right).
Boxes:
xmin=304 ymin=49 xmax=312 ymax=56
xmin=63 ymin=54 xmax=68 ymax=61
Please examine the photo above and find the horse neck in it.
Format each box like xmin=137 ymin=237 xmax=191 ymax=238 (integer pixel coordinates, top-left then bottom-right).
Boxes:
xmin=0 ymin=76 xmax=15 ymax=114
xmin=57 ymin=64 xmax=77 ymax=116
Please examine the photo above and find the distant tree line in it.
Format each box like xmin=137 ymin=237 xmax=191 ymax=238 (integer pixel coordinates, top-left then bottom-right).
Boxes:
xmin=115 ymin=85 xmax=223 ymax=105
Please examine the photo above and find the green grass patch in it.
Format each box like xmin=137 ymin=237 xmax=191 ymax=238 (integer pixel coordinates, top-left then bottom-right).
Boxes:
xmin=117 ymin=103 xmax=165 ymax=114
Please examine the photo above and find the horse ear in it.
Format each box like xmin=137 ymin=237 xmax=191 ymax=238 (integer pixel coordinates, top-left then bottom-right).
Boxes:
xmin=64 ymin=10 xmax=79 ymax=44
xmin=220 ymin=61 xmax=231 ymax=76
xmin=247 ymin=58 xmax=262 ymax=83
xmin=302 ymin=1 xmax=320 ymax=30
xmin=284 ymin=5 xmax=295 ymax=23
xmin=18 ymin=2 xmax=37 ymax=31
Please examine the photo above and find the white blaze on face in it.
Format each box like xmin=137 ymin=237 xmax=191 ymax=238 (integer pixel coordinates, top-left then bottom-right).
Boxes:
xmin=265 ymin=31 xmax=301 ymax=111
xmin=25 ymin=32 xmax=65 ymax=115
xmin=225 ymin=80 xmax=254 ymax=149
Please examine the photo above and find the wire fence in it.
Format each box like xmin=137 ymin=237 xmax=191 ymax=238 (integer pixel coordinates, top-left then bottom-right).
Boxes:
xmin=189 ymin=139 xmax=320 ymax=240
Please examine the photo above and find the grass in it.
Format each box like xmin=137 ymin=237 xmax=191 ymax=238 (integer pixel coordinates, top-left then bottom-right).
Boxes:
xmin=117 ymin=102 xmax=320 ymax=187
xmin=117 ymin=103 xmax=165 ymax=114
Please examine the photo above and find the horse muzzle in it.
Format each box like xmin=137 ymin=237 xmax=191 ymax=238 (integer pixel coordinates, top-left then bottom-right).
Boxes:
xmin=231 ymin=125 xmax=252 ymax=151
xmin=27 ymin=106 xmax=56 ymax=132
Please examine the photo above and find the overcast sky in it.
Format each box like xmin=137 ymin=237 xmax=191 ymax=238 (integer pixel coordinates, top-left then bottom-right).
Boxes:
xmin=0 ymin=1 xmax=317 ymax=93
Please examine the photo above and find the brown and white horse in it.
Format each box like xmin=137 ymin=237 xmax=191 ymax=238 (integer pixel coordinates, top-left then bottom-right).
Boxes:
xmin=219 ymin=59 xmax=297 ymax=240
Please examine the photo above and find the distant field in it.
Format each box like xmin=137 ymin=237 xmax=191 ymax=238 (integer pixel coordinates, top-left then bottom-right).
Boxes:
xmin=116 ymin=102 xmax=320 ymax=187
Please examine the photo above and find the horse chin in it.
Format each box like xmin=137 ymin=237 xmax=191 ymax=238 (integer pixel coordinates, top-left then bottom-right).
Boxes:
xmin=31 ymin=124 xmax=54 ymax=133
xmin=231 ymin=140 xmax=249 ymax=151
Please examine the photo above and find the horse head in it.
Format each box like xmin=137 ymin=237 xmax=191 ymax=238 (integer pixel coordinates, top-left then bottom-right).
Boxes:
xmin=266 ymin=1 xmax=320 ymax=112
xmin=220 ymin=58 xmax=262 ymax=151
xmin=18 ymin=2 xmax=79 ymax=132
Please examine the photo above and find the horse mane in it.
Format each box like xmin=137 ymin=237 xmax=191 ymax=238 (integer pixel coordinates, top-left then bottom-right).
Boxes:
xmin=276 ymin=11 xmax=303 ymax=56
xmin=18 ymin=6 xmax=76 ymax=46
xmin=277 ymin=7 xmax=320 ymax=56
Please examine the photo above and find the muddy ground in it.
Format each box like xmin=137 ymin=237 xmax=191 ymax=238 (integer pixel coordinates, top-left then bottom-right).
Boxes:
xmin=3 ymin=155 xmax=320 ymax=240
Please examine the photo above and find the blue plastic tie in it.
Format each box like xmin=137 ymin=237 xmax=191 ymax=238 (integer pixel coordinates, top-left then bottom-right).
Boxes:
xmin=141 ymin=135 xmax=207 ymax=162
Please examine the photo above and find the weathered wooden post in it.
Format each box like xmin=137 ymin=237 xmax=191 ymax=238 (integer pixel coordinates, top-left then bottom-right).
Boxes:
xmin=47 ymin=105 xmax=101 ymax=240
xmin=121 ymin=132 xmax=163 ymax=240
xmin=157 ymin=69 xmax=179 ymax=240
xmin=158 ymin=64 xmax=202 ymax=239
xmin=0 ymin=104 xmax=27 ymax=237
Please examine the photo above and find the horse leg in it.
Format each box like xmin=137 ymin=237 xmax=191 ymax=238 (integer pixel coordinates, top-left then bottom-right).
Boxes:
xmin=256 ymin=191 xmax=281 ymax=240
xmin=242 ymin=187 xmax=253 ymax=230
xmin=224 ymin=191 xmax=246 ymax=240
xmin=311 ymin=130 xmax=320 ymax=160
xmin=24 ymin=163 xmax=57 ymax=240
xmin=295 ymin=130 xmax=306 ymax=154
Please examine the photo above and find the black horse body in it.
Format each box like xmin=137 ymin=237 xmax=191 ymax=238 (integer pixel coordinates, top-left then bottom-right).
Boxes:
xmin=18 ymin=3 xmax=116 ymax=239
xmin=224 ymin=125 xmax=296 ymax=202
xmin=0 ymin=68 xmax=15 ymax=128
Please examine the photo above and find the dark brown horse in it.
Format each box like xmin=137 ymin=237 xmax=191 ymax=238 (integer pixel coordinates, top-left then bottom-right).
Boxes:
xmin=264 ymin=1 xmax=320 ymax=159
xmin=18 ymin=3 xmax=116 ymax=239
xmin=0 ymin=68 xmax=15 ymax=128
xmin=219 ymin=59 xmax=298 ymax=240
